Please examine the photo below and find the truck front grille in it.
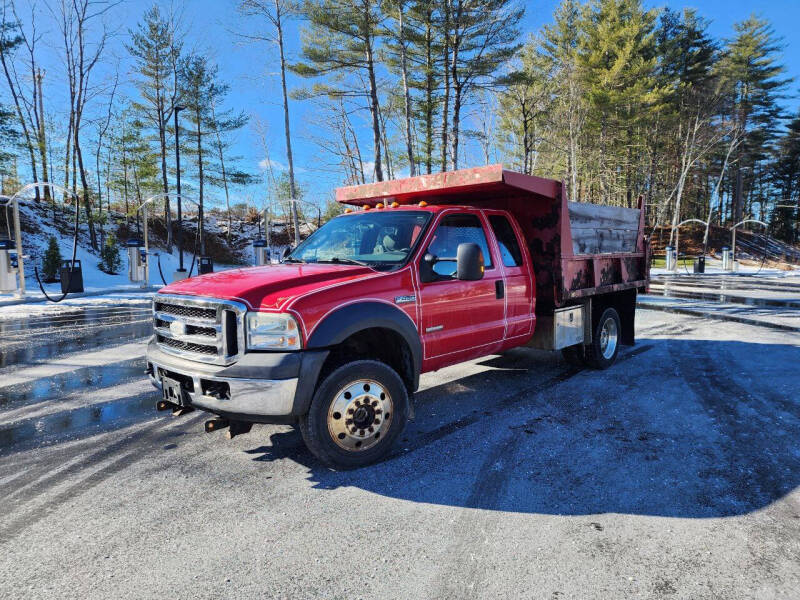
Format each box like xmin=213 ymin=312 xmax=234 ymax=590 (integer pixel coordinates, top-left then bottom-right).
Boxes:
xmin=153 ymin=295 xmax=246 ymax=365
xmin=156 ymin=335 xmax=218 ymax=356
xmin=154 ymin=302 xmax=216 ymax=320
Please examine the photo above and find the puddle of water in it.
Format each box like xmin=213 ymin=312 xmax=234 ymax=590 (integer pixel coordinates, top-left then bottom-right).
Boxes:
xmin=653 ymin=289 xmax=800 ymax=309
xmin=0 ymin=358 xmax=145 ymax=409
xmin=0 ymin=392 xmax=159 ymax=455
xmin=0 ymin=316 xmax=152 ymax=367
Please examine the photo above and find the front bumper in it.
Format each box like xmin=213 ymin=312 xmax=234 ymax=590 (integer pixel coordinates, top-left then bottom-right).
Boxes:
xmin=146 ymin=340 xmax=327 ymax=421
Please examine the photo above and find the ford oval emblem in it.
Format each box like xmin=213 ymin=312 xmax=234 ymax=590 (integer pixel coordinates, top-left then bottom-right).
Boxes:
xmin=170 ymin=320 xmax=187 ymax=337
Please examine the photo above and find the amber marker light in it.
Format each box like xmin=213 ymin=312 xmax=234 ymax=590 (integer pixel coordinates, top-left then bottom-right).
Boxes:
xmin=363 ymin=204 xmax=371 ymax=210
xmin=344 ymin=208 xmax=353 ymax=214
xmin=391 ymin=202 xmax=399 ymax=208
xmin=376 ymin=202 xmax=384 ymax=209
xmin=419 ymin=201 xmax=428 ymax=207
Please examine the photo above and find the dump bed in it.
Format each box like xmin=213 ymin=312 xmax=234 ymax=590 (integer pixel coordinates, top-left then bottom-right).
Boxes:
xmin=336 ymin=164 xmax=650 ymax=313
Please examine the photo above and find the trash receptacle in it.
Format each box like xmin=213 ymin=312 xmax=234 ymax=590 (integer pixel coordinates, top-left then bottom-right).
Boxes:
xmin=60 ymin=259 xmax=84 ymax=293
xmin=198 ymin=256 xmax=214 ymax=274
xmin=693 ymin=256 xmax=705 ymax=274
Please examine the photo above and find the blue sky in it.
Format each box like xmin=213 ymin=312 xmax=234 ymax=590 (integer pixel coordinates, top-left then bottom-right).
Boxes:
xmin=16 ymin=0 xmax=800 ymax=212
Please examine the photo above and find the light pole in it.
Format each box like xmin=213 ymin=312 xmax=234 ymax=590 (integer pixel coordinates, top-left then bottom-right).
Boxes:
xmin=174 ymin=104 xmax=186 ymax=274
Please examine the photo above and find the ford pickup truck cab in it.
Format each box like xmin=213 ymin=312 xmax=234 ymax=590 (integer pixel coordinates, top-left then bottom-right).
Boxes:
xmin=147 ymin=165 xmax=649 ymax=468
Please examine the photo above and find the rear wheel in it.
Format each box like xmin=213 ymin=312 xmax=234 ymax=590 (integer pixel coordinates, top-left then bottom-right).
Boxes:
xmin=586 ymin=307 xmax=620 ymax=369
xmin=299 ymin=360 xmax=409 ymax=469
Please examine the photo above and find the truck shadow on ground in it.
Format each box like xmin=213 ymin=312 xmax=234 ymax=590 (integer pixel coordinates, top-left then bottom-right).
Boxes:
xmin=246 ymin=336 xmax=800 ymax=519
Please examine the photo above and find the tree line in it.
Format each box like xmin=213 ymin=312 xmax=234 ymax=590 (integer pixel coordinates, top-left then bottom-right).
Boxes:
xmin=0 ymin=0 xmax=798 ymax=253
xmin=496 ymin=0 xmax=798 ymax=244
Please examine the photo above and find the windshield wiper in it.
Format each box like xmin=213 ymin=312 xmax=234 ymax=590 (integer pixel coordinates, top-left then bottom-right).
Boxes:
xmin=318 ymin=257 xmax=371 ymax=267
xmin=283 ymin=256 xmax=307 ymax=264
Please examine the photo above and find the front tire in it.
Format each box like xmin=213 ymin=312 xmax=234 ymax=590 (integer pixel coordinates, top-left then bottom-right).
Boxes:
xmin=299 ymin=360 xmax=409 ymax=469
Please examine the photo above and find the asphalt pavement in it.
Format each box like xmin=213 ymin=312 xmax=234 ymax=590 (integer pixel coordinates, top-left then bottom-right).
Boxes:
xmin=1 ymin=285 xmax=799 ymax=599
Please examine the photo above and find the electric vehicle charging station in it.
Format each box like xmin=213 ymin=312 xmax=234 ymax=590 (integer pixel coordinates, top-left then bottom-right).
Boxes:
xmin=0 ymin=237 xmax=19 ymax=294
xmin=1 ymin=182 xmax=84 ymax=300
xmin=665 ymin=246 xmax=676 ymax=271
xmin=729 ymin=219 xmax=768 ymax=273
xmin=135 ymin=193 xmax=210 ymax=285
xmin=0 ymin=194 xmax=24 ymax=297
xmin=722 ymin=247 xmax=732 ymax=271
xmin=126 ymin=237 xmax=147 ymax=283
xmin=674 ymin=218 xmax=708 ymax=274
xmin=253 ymin=238 xmax=268 ymax=266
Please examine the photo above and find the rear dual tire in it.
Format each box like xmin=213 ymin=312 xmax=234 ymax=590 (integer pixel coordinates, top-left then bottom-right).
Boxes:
xmin=561 ymin=307 xmax=621 ymax=370
xmin=299 ymin=360 xmax=409 ymax=470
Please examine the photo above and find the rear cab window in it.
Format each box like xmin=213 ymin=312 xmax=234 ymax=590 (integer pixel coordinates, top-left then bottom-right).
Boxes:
xmin=488 ymin=214 xmax=524 ymax=267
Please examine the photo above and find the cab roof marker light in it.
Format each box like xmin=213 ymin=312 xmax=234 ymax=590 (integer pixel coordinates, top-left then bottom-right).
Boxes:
xmin=363 ymin=204 xmax=371 ymax=211
xmin=391 ymin=202 xmax=399 ymax=208
xmin=419 ymin=201 xmax=428 ymax=207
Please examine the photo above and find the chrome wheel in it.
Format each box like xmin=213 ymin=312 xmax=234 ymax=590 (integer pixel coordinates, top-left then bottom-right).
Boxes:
xmin=599 ymin=317 xmax=618 ymax=360
xmin=327 ymin=379 xmax=394 ymax=452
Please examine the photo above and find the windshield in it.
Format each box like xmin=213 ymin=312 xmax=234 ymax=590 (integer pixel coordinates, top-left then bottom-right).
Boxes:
xmin=286 ymin=210 xmax=430 ymax=270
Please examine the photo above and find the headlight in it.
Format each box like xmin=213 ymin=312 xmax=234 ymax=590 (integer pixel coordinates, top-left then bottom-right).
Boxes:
xmin=246 ymin=312 xmax=301 ymax=350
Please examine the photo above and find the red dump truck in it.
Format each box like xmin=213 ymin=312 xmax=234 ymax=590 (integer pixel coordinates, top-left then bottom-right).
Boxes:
xmin=146 ymin=165 xmax=650 ymax=468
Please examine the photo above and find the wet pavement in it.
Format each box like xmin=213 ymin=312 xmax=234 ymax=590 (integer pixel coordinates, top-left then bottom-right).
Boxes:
xmin=0 ymin=305 xmax=152 ymax=367
xmin=1 ymin=285 xmax=799 ymax=599
xmin=650 ymin=273 xmax=800 ymax=308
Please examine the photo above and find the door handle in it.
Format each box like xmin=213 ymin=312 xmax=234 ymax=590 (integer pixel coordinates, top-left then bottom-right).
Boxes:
xmin=495 ymin=280 xmax=504 ymax=299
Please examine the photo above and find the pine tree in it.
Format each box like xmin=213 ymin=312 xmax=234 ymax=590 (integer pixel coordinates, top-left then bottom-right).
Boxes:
xmin=293 ymin=0 xmax=386 ymax=181
xmin=99 ymin=231 xmax=122 ymax=274
xmin=770 ymin=112 xmax=800 ymax=243
xmin=496 ymin=37 xmax=551 ymax=175
xmin=180 ymin=54 xmax=252 ymax=253
xmin=578 ymin=0 xmax=662 ymax=206
xmin=127 ymin=6 xmax=183 ymax=251
xmin=718 ymin=15 xmax=790 ymax=223
xmin=41 ymin=235 xmax=62 ymax=282
xmin=406 ymin=0 xmax=445 ymax=174
xmin=446 ymin=0 xmax=524 ymax=170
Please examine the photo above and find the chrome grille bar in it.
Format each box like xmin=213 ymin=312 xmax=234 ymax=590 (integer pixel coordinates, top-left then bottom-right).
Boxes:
xmin=152 ymin=294 xmax=247 ymax=365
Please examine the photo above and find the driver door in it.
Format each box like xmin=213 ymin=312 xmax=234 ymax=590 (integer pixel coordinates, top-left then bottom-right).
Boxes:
xmin=417 ymin=211 xmax=506 ymax=369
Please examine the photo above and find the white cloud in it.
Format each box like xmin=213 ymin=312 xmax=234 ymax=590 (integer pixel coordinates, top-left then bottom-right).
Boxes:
xmin=259 ymin=158 xmax=287 ymax=171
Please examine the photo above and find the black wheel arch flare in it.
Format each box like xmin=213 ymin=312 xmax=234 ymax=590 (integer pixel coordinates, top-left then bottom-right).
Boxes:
xmin=305 ymin=300 xmax=422 ymax=389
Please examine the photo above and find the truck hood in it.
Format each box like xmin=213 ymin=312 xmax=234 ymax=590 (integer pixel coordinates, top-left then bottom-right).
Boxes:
xmin=158 ymin=263 xmax=377 ymax=310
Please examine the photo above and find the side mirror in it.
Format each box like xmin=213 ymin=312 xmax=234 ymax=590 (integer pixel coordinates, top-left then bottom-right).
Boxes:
xmin=456 ymin=242 xmax=484 ymax=281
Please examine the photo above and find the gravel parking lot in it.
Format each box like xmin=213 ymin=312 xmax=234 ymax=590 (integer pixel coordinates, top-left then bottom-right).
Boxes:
xmin=1 ymin=302 xmax=799 ymax=599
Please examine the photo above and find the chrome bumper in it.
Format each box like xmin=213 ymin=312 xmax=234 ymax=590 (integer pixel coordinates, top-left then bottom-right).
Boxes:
xmin=147 ymin=345 xmax=298 ymax=417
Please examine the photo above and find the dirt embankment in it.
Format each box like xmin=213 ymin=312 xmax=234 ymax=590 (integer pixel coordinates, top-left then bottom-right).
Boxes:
xmin=649 ymin=224 xmax=800 ymax=266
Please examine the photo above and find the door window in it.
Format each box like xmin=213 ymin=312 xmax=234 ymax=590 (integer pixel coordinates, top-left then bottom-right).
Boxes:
xmin=488 ymin=215 xmax=523 ymax=267
xmin=425 ymin=214 xmax=493 ymax=278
